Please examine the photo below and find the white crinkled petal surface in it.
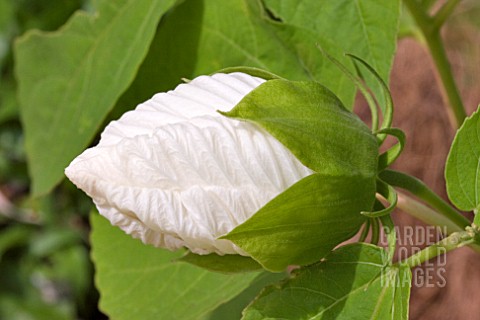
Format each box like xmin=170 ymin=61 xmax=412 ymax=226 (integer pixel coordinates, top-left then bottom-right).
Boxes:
xmin=65 ymin=73 xmax=314 ymax=255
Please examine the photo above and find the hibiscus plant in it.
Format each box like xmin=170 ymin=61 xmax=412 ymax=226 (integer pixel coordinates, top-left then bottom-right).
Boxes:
xmin=7 ymin=0 xmax=480 ymax=319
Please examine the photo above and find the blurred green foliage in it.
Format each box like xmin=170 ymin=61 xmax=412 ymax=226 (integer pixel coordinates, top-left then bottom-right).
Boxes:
xmin=0 ymin=0 xmax=102 ymax=319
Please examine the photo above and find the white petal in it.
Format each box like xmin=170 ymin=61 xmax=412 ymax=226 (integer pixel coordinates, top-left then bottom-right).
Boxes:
xmin=65 ymin=73 xmax=314 ymax=255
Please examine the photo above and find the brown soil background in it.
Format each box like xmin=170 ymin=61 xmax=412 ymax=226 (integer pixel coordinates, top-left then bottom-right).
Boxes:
xmin=355 ymin=10 xmax=480 ymax=319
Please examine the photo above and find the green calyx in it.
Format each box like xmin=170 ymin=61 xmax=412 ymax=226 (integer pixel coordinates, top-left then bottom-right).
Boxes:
xmin=220 ymin=78 xmax=379 ymax=271
xmin=211 ymin=55 xmax=406 ymax=272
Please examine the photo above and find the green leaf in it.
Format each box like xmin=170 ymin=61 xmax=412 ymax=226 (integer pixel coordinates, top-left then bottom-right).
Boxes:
xmin=0 ymin=80 xmax=18 ymax=124
xmin=46 ymin=245 xmax=91 ymax=309
xmin=215 ymin=66 xmax=282 ymax=81
xmin=261 ymin=0 xmax=400 ymax=107
xmin=178 ymin=252 xmax=262 ymax=274
xmin=0 ymin=295 xmax=73 ymax=320
xmin=223 ymin=174 xmax=375 ymax=272
xmin=242 ymin=244 xmax=411 ymax=320
xmin=0 ymin=0 xmax=14 ymax=68
xmin=0 ymin=225 xmax=32 ymax=261
xmin=446 ymin=108 xmax=480 ymax=212
xmin=15 ymin=0 xmax=177 ymax=197
xmin=475 ymin=212 xmax=480 ymax=226
xmin=222 ymin=80 xmax=378 ymax=178
xmin=206 ymin=272 xmax=286 ymax=320
xmin=90 ymin=213 xmax=260 ymax=320
xmin=398 ymin=3 xmax=423 ymax=39
xmin=29 ymin=228 xmax=80 ymax=257
xmin=152 ymin=0 xmax=400 ymax=108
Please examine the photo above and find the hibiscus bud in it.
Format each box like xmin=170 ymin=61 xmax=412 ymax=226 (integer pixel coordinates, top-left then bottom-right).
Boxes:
xmin=65 ymin=73 xmax=313 ymax=256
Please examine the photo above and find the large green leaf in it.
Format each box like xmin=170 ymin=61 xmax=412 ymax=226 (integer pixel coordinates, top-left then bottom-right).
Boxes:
xmin=223 ymin=174 xmax=375 ymax=272
xmin=15 ymin=0 xmax=177 ymax=197
xmin=131 ymin=0 xmax=399 ymax=112
xmin=90 ymin=213 xmax=261 ymax=320
xmin=243 ymin=244 xmax=411 ymax=320
xmin=206 ymin=272 xmax=286 ymax=320
xmin=263 ymin=0 xmax=400 ymax=106
xmin=446 ymin=108 xmax=480 ymax=212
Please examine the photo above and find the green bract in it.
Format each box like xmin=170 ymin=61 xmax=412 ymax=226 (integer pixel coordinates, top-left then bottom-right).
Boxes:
xmin=221 ymin=79 xmax=378 ymax=271
xmin=221 ymin=80 xmax=378 ymax=177
xmin=446 ymin=108 xmax=480 ymax=212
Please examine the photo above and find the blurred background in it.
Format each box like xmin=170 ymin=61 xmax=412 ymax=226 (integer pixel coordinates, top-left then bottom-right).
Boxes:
xmin=0 ymin=1 xmax=103 ymax=319
xmin=0 ymin=0 xmax=479 ymax=319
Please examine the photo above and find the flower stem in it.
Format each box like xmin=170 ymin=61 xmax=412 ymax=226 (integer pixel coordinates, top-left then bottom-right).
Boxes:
xmin=399 ymin=227 xmax=477 ymax=268
xmin=396 ymin=192 xmax=463 ymax=234
xmin=403 ymin=0 xmax=467 ymax=128
xmin=379 ymin=170 xmax=470 ymax=231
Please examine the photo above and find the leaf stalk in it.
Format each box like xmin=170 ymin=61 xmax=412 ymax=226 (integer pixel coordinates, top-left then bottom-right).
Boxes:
xmin=399 ymin=226 xmax=477 ymax=268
